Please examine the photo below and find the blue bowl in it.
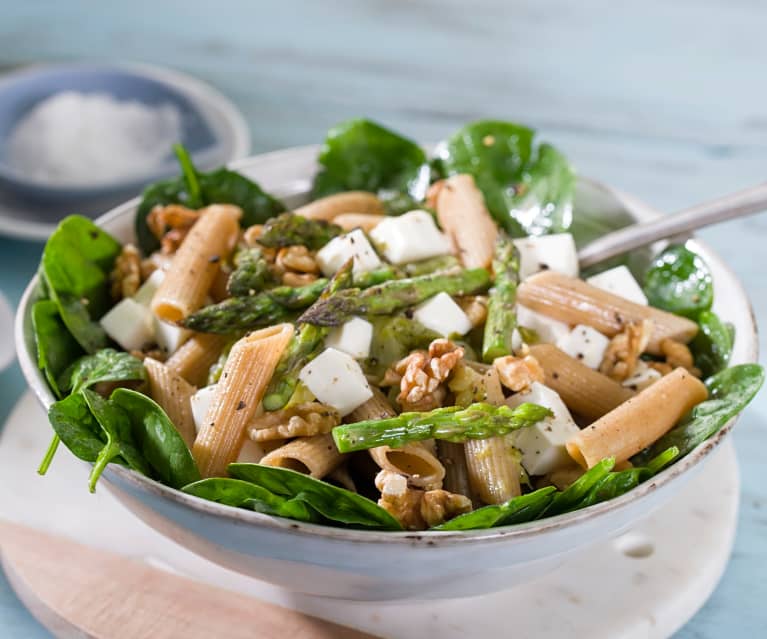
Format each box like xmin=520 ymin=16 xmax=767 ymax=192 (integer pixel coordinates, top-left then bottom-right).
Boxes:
xmin=0 ymin=63 xmax=245 ymax=216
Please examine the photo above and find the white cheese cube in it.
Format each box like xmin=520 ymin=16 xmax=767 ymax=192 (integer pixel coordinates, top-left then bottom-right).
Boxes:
xmin=587 ymin=265 xmax=648 ymax=305
xmin=237 ymin=438 xmax=266 ymax=463
xmin=369 ymin=210 xmax=451 ymax=264
xmin=153 ymin=317 xmax=191 ymax=356
xmin=412 ymin=292 xmax=472 ymax=337
xmin=191 ymin=384 xmax=218 ymax=433
xmin=133 ymin=269 xmax=165 ymax=307
xmin=507 ymin=382 xmax=580 ymax=475
xmin=513 ymin=233 xmax=578 ymax=280
xmin=556 ymin=324 xmax=610 ymax=370
xmin=99 ymin=298 xmax=154 ymax=352
xmin=316 ymin=229 xmax=382 ymax=276
xmin=298 ymin=347 xmax=373 ymax=416
xmin=325 ymin=317 xmax=373 ymax=359
xmin=622 ymin=361 xmax=662 ymax=392
xmin=516 ymin=304 xmax=570 ymax=344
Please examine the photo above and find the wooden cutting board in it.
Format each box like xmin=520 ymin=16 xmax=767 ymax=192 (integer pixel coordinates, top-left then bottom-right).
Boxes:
xmin=0 ymin=520 xmax=378 ymax=639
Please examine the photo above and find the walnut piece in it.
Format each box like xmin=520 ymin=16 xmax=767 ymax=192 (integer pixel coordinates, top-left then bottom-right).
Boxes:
xmin=110 ymin=244 xmax=141 ymax=300
xmin=599 ymin=319 xmax=654 ymax=382
xmin=391 ymin=339 xmax=465 ymax=411
xmin=456 ymin=295 xmax=488 ymax=329
xmin=276 ymin=245 xmax=319 ymax=274
xmin=659 ymin=339 xmax=701 ymax=377
xmin=248 ymin=402 xmax=340 ymax=442
xmin=494 ymin=354 xmax=544 ymax=393
xmin=146 ymin=204 xmax=201 ymax=254
xmin=420 ymin=489 xmax=472 ymax=528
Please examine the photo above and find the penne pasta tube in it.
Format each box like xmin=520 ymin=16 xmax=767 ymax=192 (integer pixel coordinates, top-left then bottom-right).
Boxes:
xmin=567 ymin=367 xmax=708 ymax=469
xmin=152 ymin=204 xmax=242 ymax=322
xmin=165 ymin=332 xmax=228 ymax=387
xmin=259 ymin=433 xmax=344 ymax=478
xmin=192 ymin=323 xmax=293 ymax=477
xmin=464 ymin=367 xmax=522 ymax=504
xmin=529 ymin=343 xmax=635 ymax=420
xmin=436 ymin=174 xmax=498 ymax=269
xmin=437 ymin=440 xmax=474 ymax=500
xmin=517 ymin=270 xmax=699 ymax=355
xmin=349 ymin=388 xmax=445 ymax=489
xmin=294 ymin=191 xmax=384 ymax=221
xmin=144 ymin=358 xmax=197 ymax=449
xmin=332 ymin=212 xmax=386 ymax=233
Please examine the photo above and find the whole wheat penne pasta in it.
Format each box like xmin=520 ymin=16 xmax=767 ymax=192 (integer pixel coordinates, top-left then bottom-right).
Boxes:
xmin=332 ymin=212 xmax=386 ymax=233
xmin=294 ymin=191 xmax=384 ymax=221
xmin=517 ymin=270 xmax=699 ymax=355
xmin=152 ymin=204 xmax=242 ymax=322
xmin=567 ymin=367 xmax=708 ymax=469
xmin=437 ymin=441 xmax=475 ymax=501
xmin=144 ymin=358 xmax=197 ymax=449
xmin=165 ymin=333 xmax=228 ymax=387
xmin=464 ymin=367 xmax=522 ymax=504
xmin=326 ymin=464 xmax=357 ymax=492
xmin=546 ymin=464 xmax=586 ymax=491
xmin=192 ymin=323 xmax=293 ymax=477
xmin=436 ymin=174 xmax=498 ymax=269
xmin=259 ymin=433 xmax=344 ymax=478
xmin=529 ymin=343 xmax=635 ymax=420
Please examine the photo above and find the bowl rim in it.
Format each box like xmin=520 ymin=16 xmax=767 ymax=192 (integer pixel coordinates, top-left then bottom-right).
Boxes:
xmin=0 ymin=61 xmax=251 ymax=194
xmin=14 ymin=144 xmax=759 ymax=546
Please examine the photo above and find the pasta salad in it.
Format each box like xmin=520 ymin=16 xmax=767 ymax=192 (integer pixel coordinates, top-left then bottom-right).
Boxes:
xmin=32 ymin=119 xmax=763 ymax=531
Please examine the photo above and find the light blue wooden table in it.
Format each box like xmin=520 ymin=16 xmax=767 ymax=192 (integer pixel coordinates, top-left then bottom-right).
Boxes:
xmin=1 ymin=2 xmax=766 ymax=636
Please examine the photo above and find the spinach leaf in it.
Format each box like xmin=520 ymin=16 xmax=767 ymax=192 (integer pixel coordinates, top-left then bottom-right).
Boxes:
xmin=691 ymin=310 xmax=733 ymax=377
xmin=31 ymin=299 xmax=83 ymax=399
xmin=47 ymin=393 xmax=106 ymax=463
xmin=311 ymin=119 xmax=430 ymax=203
xmin=41 ymin=215 xmax=122 ymax=353
xmin=135 ymin=148 xmax=284 ymax=254
xmin=60 ymin=348 xmax=147 ymax=395
xmin=643 ymin=244 xmax=713 ymax=318
xmin=432 ymin=487 xmax=556 ymax=531
xmin=543 ymin=458 xmax=616 ymax=517
xmin=633 ymin=364 xmax=764 ymax=464
xmin=437 ymin=120 xmax=575 ymax=236
xmin=110 ymin=388 xmax=200 ymax=489
xmin=182 ymin=478 xmax=321 ymax=523
xmin=228 ymin=463 xmax=402 ymax=530
xmin=81 ymin=389 xmax=150 ymax=491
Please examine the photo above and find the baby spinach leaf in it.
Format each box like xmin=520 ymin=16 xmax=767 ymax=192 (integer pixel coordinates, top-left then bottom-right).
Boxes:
xmin=47 ymin=393 xmax=106 ymax=463
xmin=110 ymin=388 xmax=200 ymax=489
xmin=438 ymin=120 xmax=576 ymax=236
xmin=60 ymin=348 xmax=147 ymax=395
xmin=543 ymin=458 xmax=616 ymax=517
xmin=643 ymin=244 xmax=713 ymax=318
xmin=311 ymin=119 xmax=430 ymax=203
xmin=691 ymin=310 xmax=733 ymax=377
xmin=228 ymin=463 xmax=402 ymax=530
xmin=432 ymin=487 xmax=556 ymax=531
xmin=83 ymin=389 xmax=151 ymax=490
xmin=31 ymin=299 xmax=84 ymax=399
xmin=135 ymin=147 xmax=285 ymax=254
xmin=182 ymin=478 xmax=321 ymax=523
xmin=633 ymin=364 xmax=764 ymax=464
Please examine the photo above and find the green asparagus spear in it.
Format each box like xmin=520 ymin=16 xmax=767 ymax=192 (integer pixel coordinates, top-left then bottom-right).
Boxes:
xmin=227 ymin=247 xmax=274 ymax=296
xmin=482 ymin=232 xmax=520 ymax=362
xmin=262 ymin=261 xmax=355 ymax=410
xmin=298 ymin=267 xmax=491 ymax=326
xmin=332 ymin=401 xmax=551 ymax=452
xmin=258 ymin=212 xmax=343 ymax=250
xmin=403 ymin=255 xmax=460 ymax=277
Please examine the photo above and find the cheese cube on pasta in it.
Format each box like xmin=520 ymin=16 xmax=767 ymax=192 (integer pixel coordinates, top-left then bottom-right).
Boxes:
xmin=516 ymin=304 xmax=570 ymax=344
xmin=325 ymin=317 xmax=373 ymax=359
xmin=99 ymin=298 xmax=154 ymax=352
xmin=133 ymin=269 xmax=165 ymax=307
xmin=621 ymin=361 xmax=662 ymax=392
xmin=586 ymin=265 xmax=648 ymax=305
xmin=298 ymin=347 xmax=373 ymax=416
xmin=369 ymin=210 xmax=451 ymax=264
xmin=413 ymin=292 xmax=472 ymax=337
xmin=513 ymin=233 xmax=578 ymax=280
xmin=316 ymin=229 xmax=382 ymax=276
xmin=191 ymin=384 xmax=218 ymax=433
xmin=153 ymin=317 xmax=190 ymax=356
xmin=507 ymin=382 xmax=580 ymax=475
xmin=556 ymin=324 xmax=610 ymax=370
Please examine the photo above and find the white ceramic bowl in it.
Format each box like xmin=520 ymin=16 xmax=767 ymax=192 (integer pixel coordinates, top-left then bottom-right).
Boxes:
xmin=15 ymin=146 xmax=758 ymax=601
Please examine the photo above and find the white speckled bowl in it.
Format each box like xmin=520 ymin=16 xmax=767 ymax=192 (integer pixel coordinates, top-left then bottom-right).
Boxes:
xmin=14 ymin=146 xmax=758 ymax=601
